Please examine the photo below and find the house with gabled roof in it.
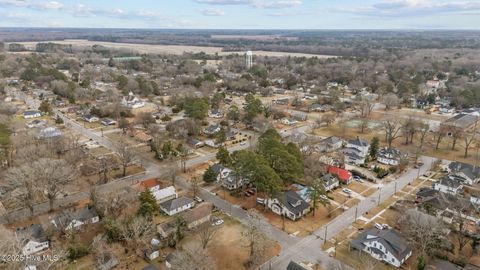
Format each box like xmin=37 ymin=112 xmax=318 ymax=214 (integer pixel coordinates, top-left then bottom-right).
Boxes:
xmin=16 ymin=224 xmax=49 ymax=255
xmin=377 ymin=148 xmax=405 ymax=166
xmin=267 ymin=190 xmax=310 ymax=221
xmin=350 ymin=227 xmax=412 ymax=267
xmin=160 ymin=197 xmax=195 ymax=216
xmin=321 ymin=174 xmax=340 ymax=192
xmin=50 ymin=206 xmax=99 ymax=231
xmin=448 ymin=161 xmax=480 ymax=185
xmin=327 ymin=166 xmax=352 ymax=184
xmin=433 ymin=176 xmax=463 ymax=195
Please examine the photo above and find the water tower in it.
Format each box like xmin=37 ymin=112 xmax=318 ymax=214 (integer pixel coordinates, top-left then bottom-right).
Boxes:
xmin=246 ymin=51 xmax=253 ymax=69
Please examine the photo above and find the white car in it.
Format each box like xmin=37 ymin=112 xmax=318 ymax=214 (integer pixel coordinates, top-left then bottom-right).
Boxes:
xmin=240 ymin=141 xmax=247 ymax=146
xmin=342 ymin=188 xmax=352 ymax=194
xmin=374 ymin=223 xmax=383 ymax=230
xmin=212 ymin=219 xmax=224 ymax=226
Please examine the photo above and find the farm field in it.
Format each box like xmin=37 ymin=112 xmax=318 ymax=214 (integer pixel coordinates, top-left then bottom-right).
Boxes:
xmin=9 ymin=39 xmax=336 ymax=58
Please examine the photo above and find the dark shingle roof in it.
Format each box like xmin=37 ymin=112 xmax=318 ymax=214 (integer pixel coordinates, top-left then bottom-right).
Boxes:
xmin=16 ymin=224 xmax=47 ymax=243
xmin=287 ymin=261 xmax=308 ymax=270
xmin=278 ymin=190 xmax=309 ymax=215
xmin=160 ymin=197 xmax=194 ymax=212
xmin=449 ymin=161 xmax=480 ymax=181
xmin=351 ymin=228 xmax=411 ymax=262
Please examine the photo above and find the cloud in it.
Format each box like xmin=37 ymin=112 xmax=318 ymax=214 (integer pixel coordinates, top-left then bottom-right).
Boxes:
xmin=336 ymin=0 xmax=480 ymax=18
xmin=0 ymin=0 xmax=63 ymax=10
xmin=200 ymin=8 xmax=225 ymax=16
xmin=194 ymin=0 xmax=301 ymax=9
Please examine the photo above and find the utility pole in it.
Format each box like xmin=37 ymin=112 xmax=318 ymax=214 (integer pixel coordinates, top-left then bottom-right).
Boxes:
xmin=324 ymin=225 xmax=328 ymax=244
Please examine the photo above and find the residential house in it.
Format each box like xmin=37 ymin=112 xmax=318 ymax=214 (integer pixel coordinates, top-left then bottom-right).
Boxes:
xmin=23 ymin=110 xmax=42 ymax=119
xmin=208 ymin=109 xmax=224 ymax=118
xmin=16 ymin=224 xmax=49 ymax=255
xmin=321 ymin=136 xmax=343 ymax=152
xmin=346 ymin=137 xmax=370 ymax=157
xmin=187 ymin=137 xmax=204 ymax=148
xmin=448 ymin=161 xmax=480 ymax=185
xmin=310 ymin=103 xmax=332 ymax=112
xmin=121 ymin=91 xmax=145 ymax=108
xmin=101 ymin=118 xmax=117 ymax=126
xmin=267 ymin=190 xmax=310 ymax=221
xmin=342 ymin=147 xmax=366 ymax=165
xmin=50 ymin=206 xmax=100 ymax=231
xmin=211 ymin=163 xmax=231 ymax=182
xmin=203 ymin=124 xmax=221 ymax=135
xmin=287 ymin=261 xmax=314 ymax=270
xmin=153 ymin=186 xmax=178 ymax=203
xmin=433 ymin=176 xmax=463 ymax=195
xmin=303 ymin=93 xmax=317 ymax=100
xmin=377 ymin=148 xmax=405 ymax=166
xmin=327 ymin=166 xmax=352 ymax=184
xmin=321 ymin=174 xmax=340 ymax=192
xmin=160 ymin=197 xmax=195 ymax=216
xmin=351 ymin=227 xmax=412 ymax=267
xmin=222 ymin=171 xmax=246 ymax=190
xmin=426 ymin=79 xmax=441 ymax=89
xmin=36 ymin=127 xmax=62 ymax=140
xmin=275 ymin=97 xmax=290 ymax=105
xmin=138 ymin=178 xmax=160 ymax=192
xmin=281 ymin=118 xmax=297 ymax=126
xmin=26 ymin=119 xmax=46 ymax=129
xmin=83 ymin=115 xmax=99 ymax=123
xmin=157 ymin=202 xmax=213 ymax=238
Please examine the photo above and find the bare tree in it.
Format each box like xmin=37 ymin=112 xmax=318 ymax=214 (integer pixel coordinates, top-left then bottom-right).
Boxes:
xmin=356 ymin=96 xmax=374 ymax=118
xmin=381 ymin=93 xmax=400 ymax=111
xmin=197 ymin=223 xmax=217 ymax=250
xmin=462 ymin=119 xmax=478 ymax=158
xmin=116 ymin=140 xmax=137 ymax=177
xmin=417 ymin=122 xmax=430 ymax=150
xmin=169 ymin=245 xmax=215 ymax=270
xmin=3 ymin=166 xmax=38 ymax=215
xmin=242 ymin=214 xmax=271 ymax=268
xmin=398 ymin=209 xmax=446 ymax=256
xmin=120 ymin=216 xmax=155 ymax=255
xmin=91 ymin=235 xmax=116 ymax=270
xmin=383 ymin=119 xmax=402 ymax=148
xmin=0 ymin=225 xmax=24 ymax=269
xmin=358 ymin=117 xmax=369 ymax=134
xmin=433 ymin=126 xmax=448 ymax=150
xmin=5 ymin=158 xmax=76 ymax=212
xmin=358 ymin=250 xmax=380 ymax=270
xmin=448 ymin=126 xmax=462 ymax=150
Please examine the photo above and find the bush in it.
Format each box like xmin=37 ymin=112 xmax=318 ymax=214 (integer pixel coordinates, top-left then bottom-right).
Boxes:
xmin=388 ymin=166 xmax=398 ymax=173
xmin=172 ymin=107 xmax=181 ymax=113
xmin=67 ymin=244 xmax=89 ymax=261
xmin=161 ymin=115 xmax=171 ymax=122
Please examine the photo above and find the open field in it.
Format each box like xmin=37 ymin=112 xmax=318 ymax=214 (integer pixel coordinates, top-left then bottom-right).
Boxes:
xmin=8 ymin=39 xmax=336 ymax=58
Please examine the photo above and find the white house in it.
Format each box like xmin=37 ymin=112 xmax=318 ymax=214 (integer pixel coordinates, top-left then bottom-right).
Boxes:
xmin=377 ymin=148 xmax=405 ymax=166
xmin=448 ymin=161 xmax=480 ymax=185
xmin=122 ymin=91 xmax=145 ymax=108
xmin=208 ymin=109 xmax=224 ymax=118
xmin=16 ymin=224 xmax=49 ymax=256
xmin=83 ymin=115 xmax=99 ymax=123
xmin=321 ymin=174 xmax=340 ymax=192
xmin=281 ymin=118 xmax=297 ymax=126
xmin=23 ymin=110 xmax=42 ymax=119
xmin=50 ymin=206 xmax=100 ymax=231
xmin=211 ymin=163 xmax=232 ymax=182
xmin=432 ymin=176 xmax=463 ymax=195
xmin=160 ymin=197 xmax=195 ymax=216
xmin=346 ymin=137 xmax=370 ymax=157
xmin=222 ymin=171 xmax=246 ymax=190
xmin=153 ymin=186 xmax=178 ymax=203
xmin=351 ymin=228 xmax=412 ymax=268
xmin=266 ymin=190 xmax=310 ymax=221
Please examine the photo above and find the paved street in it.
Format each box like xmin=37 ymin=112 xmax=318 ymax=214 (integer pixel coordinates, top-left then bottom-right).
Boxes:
xmin=3 ymin=111 xmax=443 ymax=270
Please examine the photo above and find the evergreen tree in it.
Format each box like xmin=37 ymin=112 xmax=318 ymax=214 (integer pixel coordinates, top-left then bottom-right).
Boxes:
xmin=369 ymin=137 xmax=380 ymax=159
xmin=203 ymin=165 xmax=217 ymax=183
xmin=137 ymin=188 xmax=159 ymax=218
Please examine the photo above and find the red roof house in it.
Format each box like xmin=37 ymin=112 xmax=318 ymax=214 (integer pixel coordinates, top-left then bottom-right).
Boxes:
xmin=327 ymin=166 xmax=352 ymax=184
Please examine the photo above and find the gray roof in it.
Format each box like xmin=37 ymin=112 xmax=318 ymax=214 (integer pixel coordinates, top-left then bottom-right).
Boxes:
xmin=52 ymin=206 xmax=98 ymax=227
xmin=160 ymin=197 xmax=194 ymax=212
xmin=322 ymin=174 xmax=339 ymax=186
xmin=437 ymin=176 xmax=462 ymax=189
xmin=351 ymin=228 xmax=411 ymax=262
xmin=348 ymin=137 xmax=369 ymax=148
xmin=24 ymin=110 xmax=41 ymax=116
xmin=449 ymin=162 xmax=480 ymax=181
xmin=211 ymin=163 xmax=226 ymax=175
xmin=444 ymin=113 xmax=479 ymax=129
xmin=323 ymin=136 xmax=342 ymax=145
xmin=287 ymin=261 xmax=308 ymax=270
xmin=278 ymin=190 xmax=309 ymax=215
xmin=16 ymin=224 xmax=47 ymax=243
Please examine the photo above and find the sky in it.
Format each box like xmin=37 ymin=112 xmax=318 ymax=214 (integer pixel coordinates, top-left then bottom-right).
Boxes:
xmin=1 ymin=0 xmax=480 ymax=29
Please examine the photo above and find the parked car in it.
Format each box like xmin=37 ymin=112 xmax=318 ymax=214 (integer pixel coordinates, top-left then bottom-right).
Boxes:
xmin=194 ymin=196 xmax=203 ymax=203
xmin=374 ymin=223 xmax=383 ymax=230
xmin=240 ymin=141 xmax=246 ymax=146
xmin=212 ymin=218 xmax=224 ymax=226
xmin=343 ymin=188 xmax=352 ymax=194
xmin=382 ymin=224 xmax=391 ymax=229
